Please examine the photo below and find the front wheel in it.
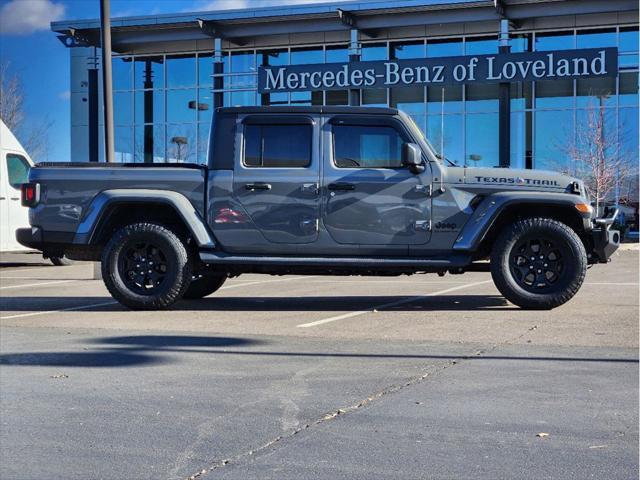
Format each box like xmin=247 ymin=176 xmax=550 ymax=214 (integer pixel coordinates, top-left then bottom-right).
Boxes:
xmin=101 ymin=223 xmax=192 ymax=310
xmin=490 ymin=217 xmax=587 ymax=310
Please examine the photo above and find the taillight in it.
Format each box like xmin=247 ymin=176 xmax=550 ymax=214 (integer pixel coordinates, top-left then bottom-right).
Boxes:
xmin=21 ymin=183 xmax=40 ymax=207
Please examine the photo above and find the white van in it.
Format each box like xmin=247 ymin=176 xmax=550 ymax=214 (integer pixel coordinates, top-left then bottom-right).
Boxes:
xmin=0 ymin=120 xmax=70 ymax=264
xmin=0 ymin=119 xmax=33 ymax=252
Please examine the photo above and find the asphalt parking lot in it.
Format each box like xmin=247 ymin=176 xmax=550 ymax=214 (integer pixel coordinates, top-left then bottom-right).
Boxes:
xmin=1 ymin=248 xmax=638 ymax=480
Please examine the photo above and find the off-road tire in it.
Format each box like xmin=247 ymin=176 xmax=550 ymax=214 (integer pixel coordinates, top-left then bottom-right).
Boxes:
xmin=183 ymin=274 xmax=227 ymax=299
xmin=101 ymin=223 xmax=192 ymax=310
xmin=50 ymin=256 xmax=74 ymax=266
xmin=490 ymin=217 xmax=587 ymax=310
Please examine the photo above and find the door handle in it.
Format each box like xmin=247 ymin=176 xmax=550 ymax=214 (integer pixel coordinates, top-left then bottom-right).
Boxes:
xmin=10 ymin=197 xmax=20 ymax=200
xmin=301 ymin=183 xmax=319 ymax=194
xmin=327 ymin=182 xmax=355 ymax=191
xmin=245 ymin=183 xmax=272 ymax=191
xmin=0 ymin=197 xmax=6 ymax=200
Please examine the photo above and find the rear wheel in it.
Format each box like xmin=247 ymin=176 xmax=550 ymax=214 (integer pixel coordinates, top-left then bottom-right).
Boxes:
xmin=490 ymin=217 xmax=587 ymax=310
xmin=101 ymin=223 xmax=192 ymax=310
xmin=183 ymin=274 xmax=227 ymax=299
xmin=50 ymin=256 xmax=74 ymax=266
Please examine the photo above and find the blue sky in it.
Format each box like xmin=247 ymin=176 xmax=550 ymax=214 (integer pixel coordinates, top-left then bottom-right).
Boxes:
xmin=0 ymin=0 xmax=344 ymax=160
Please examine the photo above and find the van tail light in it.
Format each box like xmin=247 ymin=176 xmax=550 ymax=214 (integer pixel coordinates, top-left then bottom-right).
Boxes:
xmin=21 ymin=183 xmax=40 ymax=207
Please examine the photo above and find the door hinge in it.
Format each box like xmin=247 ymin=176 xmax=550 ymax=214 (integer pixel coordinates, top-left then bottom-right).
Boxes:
xmin=414 ymin=220 xmax=431 ymax=232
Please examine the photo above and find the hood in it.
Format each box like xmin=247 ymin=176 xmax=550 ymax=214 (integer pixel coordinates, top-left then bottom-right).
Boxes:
xmin=446 ymin=166 xmax=579 ymax=192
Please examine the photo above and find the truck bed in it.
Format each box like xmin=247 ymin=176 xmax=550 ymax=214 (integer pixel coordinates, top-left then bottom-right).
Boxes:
xmin=28 ymin=162 xmax=207 ymax=242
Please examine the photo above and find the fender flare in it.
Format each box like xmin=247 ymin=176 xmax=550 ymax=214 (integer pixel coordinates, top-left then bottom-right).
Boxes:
xmin=73 ymin=189 xmax=215 ymax=248
xmin=452 ymin=191 xmax=591 ymax=252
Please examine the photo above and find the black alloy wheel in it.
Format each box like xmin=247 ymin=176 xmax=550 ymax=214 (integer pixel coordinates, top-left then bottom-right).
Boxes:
xmin=509 ymin=236 xmax=566 ymax=292
xmin=118 ymin=241 xmax=170 ymax=295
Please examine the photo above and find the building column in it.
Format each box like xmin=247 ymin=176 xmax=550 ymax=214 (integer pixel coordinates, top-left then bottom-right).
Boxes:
xmin=213 ymin=37 xmax=224 ymax=108
xmin=348 ymin=29 xmax=361 ymax=106
xmin=498 ymin=19 xmax=511 ymax=168
xmin=88 ymin=47 xmax=100 ymax=163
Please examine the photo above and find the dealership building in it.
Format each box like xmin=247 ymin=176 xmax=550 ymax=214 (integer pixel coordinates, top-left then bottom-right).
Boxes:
xmin=51 ymin=0 xmax=638 ymax=176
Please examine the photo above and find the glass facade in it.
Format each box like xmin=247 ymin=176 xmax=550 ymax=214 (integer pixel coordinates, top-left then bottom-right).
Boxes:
xmin=111 ymin=26 xmax=639 ymax=172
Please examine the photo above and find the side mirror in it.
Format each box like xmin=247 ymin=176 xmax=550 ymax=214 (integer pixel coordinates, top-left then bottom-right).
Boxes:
xmin=402 ymin=143 xmax=425 ymax=174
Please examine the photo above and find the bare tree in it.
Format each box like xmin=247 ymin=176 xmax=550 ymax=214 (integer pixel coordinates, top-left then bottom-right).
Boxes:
xmin=0 ymin=60 xmax=53 ymax=161
xmin=0 ymin=61 xmax=24 ymax=130
xmin=563 ymin=96 xmax=634 ymax=214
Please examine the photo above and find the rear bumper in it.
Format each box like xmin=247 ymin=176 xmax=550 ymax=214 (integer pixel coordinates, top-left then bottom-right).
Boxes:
xmin=590 ymin=208 xmax=620 ymax=263
xmin=16 ymin=227 xmax=43 ymax=250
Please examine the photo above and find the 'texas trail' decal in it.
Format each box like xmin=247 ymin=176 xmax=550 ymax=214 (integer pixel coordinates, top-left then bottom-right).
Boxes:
xmin=474 ymin=176 xmax=560 ymax=186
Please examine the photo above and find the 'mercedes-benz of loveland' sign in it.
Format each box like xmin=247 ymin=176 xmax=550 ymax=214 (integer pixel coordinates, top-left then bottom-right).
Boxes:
xmin=258 ymin=48 xmax=617 ymax=93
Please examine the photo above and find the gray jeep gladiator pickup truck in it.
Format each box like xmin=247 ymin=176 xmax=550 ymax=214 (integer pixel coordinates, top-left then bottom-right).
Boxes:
xmin=17 ymin=106 xmax=619 ymax=310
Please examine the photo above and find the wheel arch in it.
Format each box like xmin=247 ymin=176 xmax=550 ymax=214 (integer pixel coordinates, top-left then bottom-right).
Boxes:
xmin=74 ymin=190 xmax=215 ymax=249
xmin=453 ymin=192 xmax=591 ymax=258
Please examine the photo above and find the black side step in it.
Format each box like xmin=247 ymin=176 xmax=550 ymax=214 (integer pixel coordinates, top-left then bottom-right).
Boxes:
xmin=199 ymin=251 xmax=471 ymax=269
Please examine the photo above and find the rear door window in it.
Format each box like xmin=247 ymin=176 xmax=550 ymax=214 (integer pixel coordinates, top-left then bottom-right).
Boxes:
xmin=6 ymin=154 xmax=30 ymax=189
xmin=243 ymin=124 xmax=312 ymax=168
xmin=333 ymin=125 xmax=405 ymax=168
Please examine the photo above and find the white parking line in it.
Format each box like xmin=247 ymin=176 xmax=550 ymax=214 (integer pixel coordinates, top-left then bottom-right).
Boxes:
xmin=0 ymin=264 xmax=87 ymax=274
xmin=220 ymin=275 xmax=317 ymax=290
xmin=0 ymin=275 xmax=317 ymax=320
xmin=297 ymin=280 xmax=492 ymax=328
xmin=0 ymin=301 xmax=118 ymax=320
xmin=0 ymin=280 xmax=79 ymax=290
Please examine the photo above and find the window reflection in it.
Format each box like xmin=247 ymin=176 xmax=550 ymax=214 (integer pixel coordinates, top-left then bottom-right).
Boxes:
xmin=576 ymin=76 xmax=616 ymax=107
xmin=198 ymin=53 xmax=213 ymax=88
xmin=427 ymin=85 xmax=463 ymax=114
xmin=134 ymin=125 xmax=165 ymax=163
xmin=620 ymin=27 xmax=639 ymax=52
xmin=535 ymin=31 xmax=574 ymax=51
xmin=167 ymin=124 xmax=196 ymax=163
xmin=134 ymin=56 xmax=164 ymax=90
xmin=465 ymin=37 xmax=497 ymax=55
xmin=197 ymin=123 xmax=210 ymax=165
xmin=619 ymin=72 xmax=639 ymax=106
xmin=619 ymin=107 xmax=639 ymax=168
xmin=426 ymin=38 xmax=463 ymax=58
xmin=534 ymin=110 xmax=573 ymax=171
xmin=326 ymin=45 xmax=348 ymax=63
xmin=390 ymin=41 xmax=425 ymax=59
xmin=465 ymin=113 xmax=499 ymax=167
xmin=510 ymin=111 xmax=532 ymax=169
xmin=114 ymin=92 xmax=133 ymax=125
xmin=166 ymin=54 xmax=196 ymax=88
xmin=361 ymin=43 xmax=387 ymax=61
xmin=291 ymin=47 xmax=323 ymax=65
xmin=576 ymin=28 xmax=616 ymax=49
xmin=510 ymin=82 xmax=532 ymax=110
xmin=112 ymin=57 xmax=133 ymax=91
xmin=535 ymin=79 xmax=574 ymax=109
xmin=426 ymin=114 xmax=463 ymax=164
xmin=466 ymin=83 xmax=499 ymax=112
xmin=362 ymin=89 xmax=387 ymax=107
xmin=326 ymin=90 xmax=349 ymax=105
xmin=167 ymin=89 xmax=197 ymax=123
xmin=114 ymin=126 xmax=134 ymax=162
xmin=391 ymin=86 xmax=424 ymax=115
xmin=135 ymin=90 xmax=164 ymax=125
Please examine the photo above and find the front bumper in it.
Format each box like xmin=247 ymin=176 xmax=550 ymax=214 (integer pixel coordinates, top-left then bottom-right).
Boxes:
xmin=590 ymin=208 xmax=620 ymax=263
